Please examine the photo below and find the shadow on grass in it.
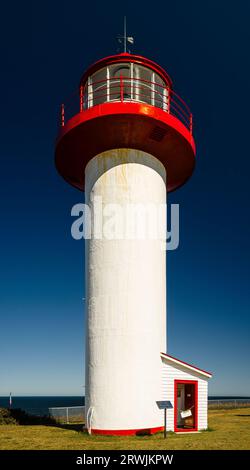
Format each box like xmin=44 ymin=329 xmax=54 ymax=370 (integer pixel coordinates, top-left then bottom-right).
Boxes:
xmin=55 ymin=423 xmax=85 ymax=432
xmin=235 ymin=415 xmax=250 ymax=417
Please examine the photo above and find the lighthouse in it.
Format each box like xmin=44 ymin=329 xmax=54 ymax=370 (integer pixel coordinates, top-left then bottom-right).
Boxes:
xmin=55 ymin=43 xmax=211 ymax=435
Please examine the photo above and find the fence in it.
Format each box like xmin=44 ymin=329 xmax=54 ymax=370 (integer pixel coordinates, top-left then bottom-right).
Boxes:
xmin=49 ymin=406 xmax=85 ymax=424
xmin=48 ymin=400 xmax=250 ymax=423
xmin=208 ymin=399 xmax=250 ymax=409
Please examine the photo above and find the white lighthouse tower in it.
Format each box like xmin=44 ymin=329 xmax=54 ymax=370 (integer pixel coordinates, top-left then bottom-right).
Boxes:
xmin=55 ymin=43 xmax=212 ymax=435
xmin=84 ymin=148 xmax=167 ymax=434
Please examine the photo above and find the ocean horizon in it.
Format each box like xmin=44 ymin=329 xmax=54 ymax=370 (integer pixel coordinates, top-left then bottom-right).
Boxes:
xmin=0 ymin=396 xmax=85 ymax=416
xmin=0 ymin=395 xmax=250 ymax=417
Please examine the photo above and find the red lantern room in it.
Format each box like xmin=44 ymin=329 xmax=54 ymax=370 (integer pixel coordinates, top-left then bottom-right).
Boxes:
xmin=55 ymin=52 xmax=196 ymax=192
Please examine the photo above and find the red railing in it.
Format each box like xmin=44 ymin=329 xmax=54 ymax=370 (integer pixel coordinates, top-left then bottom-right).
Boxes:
xmin=60 ymin=76 xmax=193 ymax=134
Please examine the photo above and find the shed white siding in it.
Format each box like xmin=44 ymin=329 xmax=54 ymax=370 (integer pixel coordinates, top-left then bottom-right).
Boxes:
xmin=161 ymin=357 xmax=209 ymax=431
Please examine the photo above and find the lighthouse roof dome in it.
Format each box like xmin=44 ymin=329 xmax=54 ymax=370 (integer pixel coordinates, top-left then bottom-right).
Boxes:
xmin=79 ymin=53 xmax=173 ymax=89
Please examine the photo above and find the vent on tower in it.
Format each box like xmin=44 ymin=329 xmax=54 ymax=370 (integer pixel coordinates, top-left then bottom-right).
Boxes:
xmin=149 ymin=126 xmax=168 ymax=142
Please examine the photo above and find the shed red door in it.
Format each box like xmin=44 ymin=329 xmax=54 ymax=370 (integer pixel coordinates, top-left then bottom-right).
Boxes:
xmin=174 ymin=380 xmax=198 ymax=432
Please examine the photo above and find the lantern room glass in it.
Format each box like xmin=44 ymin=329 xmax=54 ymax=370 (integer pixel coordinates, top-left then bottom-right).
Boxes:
xmin=85 ymin=63 xmax=169 ymax=111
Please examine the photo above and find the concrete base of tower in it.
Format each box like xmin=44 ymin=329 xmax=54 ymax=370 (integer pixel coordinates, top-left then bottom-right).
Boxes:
xmin=91 ymin=426 xmax=164 ymax=436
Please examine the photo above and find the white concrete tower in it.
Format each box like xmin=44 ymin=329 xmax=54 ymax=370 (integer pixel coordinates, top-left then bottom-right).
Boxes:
xmin=55 ymin=52 xmax=196 ymax=435
xmin=85 ymin=149 xmax=166 ymax=433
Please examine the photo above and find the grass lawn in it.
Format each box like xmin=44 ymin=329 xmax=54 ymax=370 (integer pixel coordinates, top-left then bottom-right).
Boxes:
xmin=0 ymin=408 xmax=250 ymax=450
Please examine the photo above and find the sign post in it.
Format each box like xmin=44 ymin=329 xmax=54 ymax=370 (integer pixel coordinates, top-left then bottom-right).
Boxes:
xmin=164 ymin=407 xmax=167 ymax=438
xmin=156 ymin=400 xmax=173 ymax=438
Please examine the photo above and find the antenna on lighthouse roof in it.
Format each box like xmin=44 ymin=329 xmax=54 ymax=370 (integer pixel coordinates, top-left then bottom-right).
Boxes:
xmin=117 ymin=16 xmax=134 ymax=53
xmin=124 ymin=16 xmax=127 ymax=53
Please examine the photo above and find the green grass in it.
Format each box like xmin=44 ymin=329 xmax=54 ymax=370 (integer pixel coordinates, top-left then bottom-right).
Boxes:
xmin=0 ymin=408 xmax=250 ymax=450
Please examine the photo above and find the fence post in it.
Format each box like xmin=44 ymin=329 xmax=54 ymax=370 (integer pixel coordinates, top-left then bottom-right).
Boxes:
xmin=61 ymin=104 xmax=65 ymax=127
xmin=66 ymin=407 xmax=69 ymax=424
xmin=120 ymin=74 xmax=124 ymax=103
xmin=80 ymin=85 xmax=83 ymax=112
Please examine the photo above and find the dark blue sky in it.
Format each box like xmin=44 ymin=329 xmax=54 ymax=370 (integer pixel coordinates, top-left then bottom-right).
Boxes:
xmin=0 ymin=0 xmax=249 ymax=396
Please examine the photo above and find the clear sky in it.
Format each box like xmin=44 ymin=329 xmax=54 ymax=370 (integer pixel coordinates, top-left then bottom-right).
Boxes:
xmin=0 ymin=0 xmax=249 ymax=396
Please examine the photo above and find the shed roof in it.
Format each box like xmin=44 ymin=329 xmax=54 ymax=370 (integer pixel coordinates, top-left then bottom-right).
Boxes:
xmin=160 ymin=352 xmax=212 ymax=379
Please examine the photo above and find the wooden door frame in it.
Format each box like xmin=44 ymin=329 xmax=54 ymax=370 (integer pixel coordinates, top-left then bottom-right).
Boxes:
xmin=174 ymin=379 xmax=198 ymax=432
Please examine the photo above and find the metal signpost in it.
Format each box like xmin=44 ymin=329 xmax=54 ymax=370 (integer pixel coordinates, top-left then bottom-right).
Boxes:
xmin=156 ymin=401 xmax=173 ymax=438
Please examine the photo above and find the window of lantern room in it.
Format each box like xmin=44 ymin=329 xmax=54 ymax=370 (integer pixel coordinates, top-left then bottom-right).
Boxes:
xmin=86 ymin=63 xmax=169 ymax=110
xmin=134 ymin=65 xmax=151 ymax=105
xmin=89 ymin=67 xmax=107 ymax=107
xmin=109 ymin=63 xmax=131 ymax=101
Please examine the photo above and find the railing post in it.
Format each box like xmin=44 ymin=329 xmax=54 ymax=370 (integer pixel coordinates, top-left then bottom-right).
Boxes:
xmin=80 ymin=85 xmax=83 ymax=112
xmin=61 ymin=104 xmax=65 ymax=127
xmin=190 ymin=113 xmax=193 ymax=135
xmin=167 ymin=87 xmax=170 ymax=114
xmin=120 ymin=74 xmax=124 ymax=102
xmin=107 ymin=68 xmax=110 ymax=102
xmin=163 ymin=86 xmax=167 ymax=112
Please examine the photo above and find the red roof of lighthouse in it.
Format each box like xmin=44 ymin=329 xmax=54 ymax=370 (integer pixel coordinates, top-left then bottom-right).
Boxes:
xmin=79 ymin=52 xmax=173 ymax=88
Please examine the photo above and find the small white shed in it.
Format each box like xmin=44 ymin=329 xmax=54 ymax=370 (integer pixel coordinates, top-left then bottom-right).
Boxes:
xmin=161 ymin=353 xmax=212 ymax=432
